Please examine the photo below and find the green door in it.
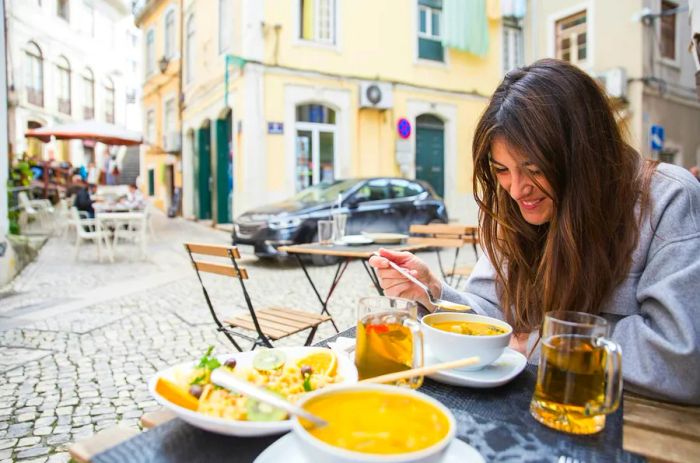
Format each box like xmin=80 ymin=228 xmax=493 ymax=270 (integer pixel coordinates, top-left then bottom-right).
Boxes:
xmin=196 ymin=126 xmax=212 ymax=220
xmin=214 ymin=116 xmax=233 ymax=223
xmin=415 ymin=115 xmax=445 ymax=197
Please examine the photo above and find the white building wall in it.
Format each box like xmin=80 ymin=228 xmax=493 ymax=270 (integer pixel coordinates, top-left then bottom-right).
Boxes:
xmin=6 ymin=0 xmax=141 ymax=165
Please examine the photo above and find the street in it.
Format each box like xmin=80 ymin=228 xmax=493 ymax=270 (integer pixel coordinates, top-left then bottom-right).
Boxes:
xmin=0 ymin=211 xmax=476 ymax=462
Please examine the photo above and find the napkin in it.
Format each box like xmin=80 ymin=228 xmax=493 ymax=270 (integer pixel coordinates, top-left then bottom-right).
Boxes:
xmin=327 ymin=336 xmax=355 ymax=359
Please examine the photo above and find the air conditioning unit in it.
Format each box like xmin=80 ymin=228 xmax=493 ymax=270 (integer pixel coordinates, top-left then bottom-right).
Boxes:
xmin=359 ymin=81 xmax=393 ymax=109
xmin=163 ymin=131 xmax=182 ymax=153
xmin=598 ymin=68 xmax=627 ymax=99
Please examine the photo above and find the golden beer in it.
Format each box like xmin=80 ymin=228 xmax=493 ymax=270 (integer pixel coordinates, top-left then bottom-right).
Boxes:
xmin=530 ymin=312 xmax=622 ymax=435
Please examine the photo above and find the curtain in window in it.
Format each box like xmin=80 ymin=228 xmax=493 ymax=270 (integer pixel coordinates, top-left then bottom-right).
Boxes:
xmin=441 ymin=0 xmax=489 ymax=57
xmin=301 ymin=0 xmax=314 ymax=40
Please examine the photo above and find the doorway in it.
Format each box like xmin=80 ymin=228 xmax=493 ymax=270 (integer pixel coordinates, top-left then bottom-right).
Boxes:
xmin=195 ymin=123 xmax=212 ymax=220
xmin=214 ymin=110 xmax=233 ymax=223
xmin=295 ymin=104 xmax=336 ymax=191
xmin=415 ymin=114 xmax=445 ymax=197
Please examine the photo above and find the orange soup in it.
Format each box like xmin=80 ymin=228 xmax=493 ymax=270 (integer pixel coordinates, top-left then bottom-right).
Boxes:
xmin=427 ymin=320 xmax=507 ymax=336
xmin=302 ymin=390 xmax=450 ymax=454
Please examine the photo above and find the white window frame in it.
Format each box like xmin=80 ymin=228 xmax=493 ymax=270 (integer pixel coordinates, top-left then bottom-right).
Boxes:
xmin=547 ymin=2 xmax=595 ymax=70
xmin=162 ymin=94 xmax=177 ymax=144
xmin=294 ymin=117 xmax=338 ymax=189
xmin=417 ymin=5 xmax=442 ymax=40
xmin=218 ymin=0 xmax=232 ymax=55
xmin=164 ymin=6 xmax=177 ymax=59
xmin=145 ymin=27 xmax=156 ymax=77
xmin=145 ymin=108 xmax=156 ymax=145
xmin=658 ymin=0 xmax=680 ymax=68
xmin=502 ymin=19 xmax=524 ymax=74
xmin=294 ymin=0 xmax=339 ymax=49
xmin=185 ymin=13 xmax=195 ymax=85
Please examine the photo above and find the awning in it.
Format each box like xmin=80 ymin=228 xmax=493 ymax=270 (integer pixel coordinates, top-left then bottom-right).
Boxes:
xmin=25 ymin=120 xmax=142 ymax=146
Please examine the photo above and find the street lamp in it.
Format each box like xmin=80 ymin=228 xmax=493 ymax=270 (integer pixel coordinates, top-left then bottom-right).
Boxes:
xmin=158 ymin=56 xmax=170 ymax=74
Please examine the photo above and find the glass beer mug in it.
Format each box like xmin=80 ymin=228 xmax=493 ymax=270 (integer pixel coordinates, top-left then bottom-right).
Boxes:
xmin=530 ymin=311 xmax=623 ymax=434
xmin=355 ymin=296 xmax=424 ymax=388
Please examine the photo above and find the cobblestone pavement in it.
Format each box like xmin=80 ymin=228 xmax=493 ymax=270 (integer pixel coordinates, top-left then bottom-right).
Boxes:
xmin=0 ymin=211 xmax=477 ymax=462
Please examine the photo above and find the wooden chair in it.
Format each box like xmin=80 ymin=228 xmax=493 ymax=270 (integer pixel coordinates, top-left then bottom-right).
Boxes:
xmin=184 ymin=243 xmax=332 ymax=351
xmin=408 ymin=224 xmax=479 ymax=285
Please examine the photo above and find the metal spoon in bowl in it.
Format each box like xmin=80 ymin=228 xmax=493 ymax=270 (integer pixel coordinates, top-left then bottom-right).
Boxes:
xmin=374 ymin=252 xmax=472 ymax=312
xmin=210 ymin=369 xmax=328 ymax=427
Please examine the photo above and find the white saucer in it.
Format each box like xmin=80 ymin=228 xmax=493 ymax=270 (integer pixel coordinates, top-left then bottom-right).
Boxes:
xmin=425 ymin=346 xmax=527 ymax=388
xmin=254 ymin=433 xmax=484 ymax=463
xmin=336 ymin=234 xmax=374 ymax=245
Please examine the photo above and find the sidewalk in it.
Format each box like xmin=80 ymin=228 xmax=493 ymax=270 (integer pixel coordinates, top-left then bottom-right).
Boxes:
xmin=0 ymin=211 xmax=477 ymax=462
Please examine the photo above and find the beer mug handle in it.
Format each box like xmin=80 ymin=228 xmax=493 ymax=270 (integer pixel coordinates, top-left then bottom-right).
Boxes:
xmin=403 ymin=318 xmax=424 ymax=388
xmin=593 ymin=337 xmax=623 ymax=415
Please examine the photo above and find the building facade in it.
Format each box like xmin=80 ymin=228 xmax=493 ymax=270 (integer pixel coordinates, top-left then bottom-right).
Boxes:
xmin=6 ymin=0 xmax=141 ymax=170
xmin=135 ymin=0 xmax=183 ymax=214
xmin=168 ymin=0 xmax=521 ymax=226
xmin=525 ymin=0 xmax=700 ymax=167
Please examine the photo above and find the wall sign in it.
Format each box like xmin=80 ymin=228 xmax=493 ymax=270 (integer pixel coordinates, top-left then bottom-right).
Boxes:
xmin=397 ymin=118 xmax=411 ymax=139
xmin=267 ymin=122 xmax=284 ymax=134
xmin=650 ymin=124 xmax=664 ymax=151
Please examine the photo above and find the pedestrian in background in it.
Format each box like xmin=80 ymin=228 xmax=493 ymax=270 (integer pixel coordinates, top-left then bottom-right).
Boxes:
xmin=370 ymin=59 xmax=700 ymax=405
xmin=690 ymin=166 xmax=700 ymax=182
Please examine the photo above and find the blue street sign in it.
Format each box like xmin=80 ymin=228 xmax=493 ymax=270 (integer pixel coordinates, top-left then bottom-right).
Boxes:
xmin=267 ymin=122 xmax=284 ymax=134
xmin=397 ymin=118 xmax=412 ymax=139
xmin=650 ymin=124 xmax=664 ymax=151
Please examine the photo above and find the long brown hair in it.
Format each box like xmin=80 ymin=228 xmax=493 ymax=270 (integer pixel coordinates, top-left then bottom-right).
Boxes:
xmin=473 ymin=59 xmax=656 ymax=333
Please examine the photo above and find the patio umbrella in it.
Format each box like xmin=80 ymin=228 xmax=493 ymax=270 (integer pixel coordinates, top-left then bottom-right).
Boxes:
xmin=25 ymin=119 xmax=142 ymax=146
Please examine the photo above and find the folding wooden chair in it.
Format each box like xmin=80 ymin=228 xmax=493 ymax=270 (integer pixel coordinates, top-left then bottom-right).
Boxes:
xmin=408 ymin=224 xmax=479 ymax=285
xmin=184 ymin=243 xmax=332 ymax=351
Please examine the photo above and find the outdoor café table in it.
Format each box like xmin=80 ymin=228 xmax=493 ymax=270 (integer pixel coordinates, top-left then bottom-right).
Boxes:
xmin=69 ymin=327 xmax=653 ymax=463
xmin=277 ymin=242 xmax=428 ymax=333
xmin=95 ymin=211 xmax=147 ymax=258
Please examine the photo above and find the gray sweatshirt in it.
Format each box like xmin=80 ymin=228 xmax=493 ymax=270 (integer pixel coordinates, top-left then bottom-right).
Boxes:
xmin=441 ymin=163 xmax=700 ymax=404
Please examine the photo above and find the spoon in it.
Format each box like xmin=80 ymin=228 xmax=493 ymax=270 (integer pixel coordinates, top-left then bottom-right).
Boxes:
xmin=374 ymin=252 xmax=472 ymax=312
xmin=360 ymin=356 xmax=480 ymax=384
xmin=210 ymin=369 xmax=328 ymax=427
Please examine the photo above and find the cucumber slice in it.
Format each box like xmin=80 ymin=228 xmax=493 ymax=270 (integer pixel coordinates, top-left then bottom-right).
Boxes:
xmin=252 ymin=350 xmax=286 ymax=371
xmin=246 ymin=399 xmax=287 ymax=421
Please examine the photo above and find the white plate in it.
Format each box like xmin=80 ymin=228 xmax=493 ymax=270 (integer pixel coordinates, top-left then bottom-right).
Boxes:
xmin=425 ymin=346 xmax=527 ymax=388
xmin=254 ymin=433 xmax=484 ymax=463
xmin=361 ymin=232 xmax=409 ymax=244
xmin=336 ymin=235 xmax=374 ymax=245
xmin=149 ymin=346 xmax=358 ymax=437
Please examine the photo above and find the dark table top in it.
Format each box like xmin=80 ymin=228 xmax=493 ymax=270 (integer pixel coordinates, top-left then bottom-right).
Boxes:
xmin=93 ymin=329 xmax=645 ymax=463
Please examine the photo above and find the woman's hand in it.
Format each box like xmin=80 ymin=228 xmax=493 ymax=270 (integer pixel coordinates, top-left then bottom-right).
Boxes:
xmin=368 ymin=248 xmax=442 ymax=310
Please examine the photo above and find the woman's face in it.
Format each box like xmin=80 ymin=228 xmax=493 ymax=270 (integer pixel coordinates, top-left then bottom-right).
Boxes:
xmin=490 ymin=138 xmax=554 ymax=225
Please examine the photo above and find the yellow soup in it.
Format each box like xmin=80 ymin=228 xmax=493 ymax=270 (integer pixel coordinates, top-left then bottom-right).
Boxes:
xmin=303 ymin=391 xmax=450 ymax=454
xmin=428 ymin=320 xmax=507 ymax=336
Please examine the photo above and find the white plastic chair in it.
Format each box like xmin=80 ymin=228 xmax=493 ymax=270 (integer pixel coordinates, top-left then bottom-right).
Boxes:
xmin=110 ymin=212 xmax=148 ymax=260
xmin=18 ymin=191 xmax=54 ymax=230
xmin=71 ymin=207 xmax=112 ymax=262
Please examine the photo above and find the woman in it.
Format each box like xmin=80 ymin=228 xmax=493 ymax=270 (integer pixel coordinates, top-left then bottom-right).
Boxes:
xmin=370 ymin=59 xmax=700 ymax=404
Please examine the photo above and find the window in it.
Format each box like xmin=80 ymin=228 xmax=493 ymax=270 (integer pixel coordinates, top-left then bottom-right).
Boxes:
xmin=295 ymin=104 xmax=337 ymax=191
xmin=148 ymin=169 xmax=155 ymax=196
xmin=299 ymin=0 xmax=336 ymax=45
xmin=660 ymin=1 xmax=676 ymax=60
xmin=555 ymin=11 xmax=587 ymax=64
xmin=163 ymin=97 xmax=176 ymax=140
xmin=57 ymin=0 xmax=69 ymax=20
xmin=164 ymin=9 xmax=176 ymax=58
xmin=185 ymin=14 xmax=195 ymax=84
xmin=503 ymin=17 xmax=524 ymax=73
xmin=418 ymin=0 xmax=443 ymax=61
xmin=145 ymin=28 xmax=155 ymax=76
xmin=83 ymin=0 xmax=94 ymax=37
xmin=25 ymin=42 xmax=44 ymax=107
xmin=390 ymin=179 xmax=424 ymax=199
xmin=104 ymin=77 xmax=115 ymax=123
xmin=353 ymin=179 xmax=391 ymax=203
xmin=146 ymin=110 xmax=155 ymax=144
xmin=82 ymin=68 xmax=94 ymax=118
xmin=56 ymin=56 xmax=71 ymax=115
xmin=218 ymin=0 xmax=232 ymax=53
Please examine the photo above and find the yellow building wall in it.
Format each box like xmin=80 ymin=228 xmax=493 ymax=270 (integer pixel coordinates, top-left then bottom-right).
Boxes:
xmin=138 ymin=0 xmax=183 ymax=212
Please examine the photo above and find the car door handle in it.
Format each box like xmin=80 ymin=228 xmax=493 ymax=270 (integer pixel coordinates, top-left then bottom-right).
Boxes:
xmin=383 ymin=208 xmax=396 ymax=214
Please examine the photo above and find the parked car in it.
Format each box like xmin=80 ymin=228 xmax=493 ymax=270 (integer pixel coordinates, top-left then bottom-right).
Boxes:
xmin=232 ymin=177 xmax=448 ymax=260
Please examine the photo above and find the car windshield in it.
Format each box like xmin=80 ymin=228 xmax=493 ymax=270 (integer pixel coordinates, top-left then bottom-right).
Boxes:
xmin=292 ymin=179 xmax=358 ymax=204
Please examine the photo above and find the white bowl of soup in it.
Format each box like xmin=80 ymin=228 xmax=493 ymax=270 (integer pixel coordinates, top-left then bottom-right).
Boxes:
xmin=421 ymin=313 xmax=512 ymax=370
xmin=292 ymin=384 xmax=455 ymax=463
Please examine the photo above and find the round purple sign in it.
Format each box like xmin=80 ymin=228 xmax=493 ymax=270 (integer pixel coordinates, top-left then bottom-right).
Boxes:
xmin=397 ymin=118 xmax=411 ymax=139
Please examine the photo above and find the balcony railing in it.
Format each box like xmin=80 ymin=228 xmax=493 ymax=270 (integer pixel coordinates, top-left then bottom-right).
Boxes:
xmin=83 ymin=107 xmax=94 ymax=119
xmin=27 ymin=88 xmax=44 ymax=107
xmin=58 ymin=99 xmax=71 ymax=115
